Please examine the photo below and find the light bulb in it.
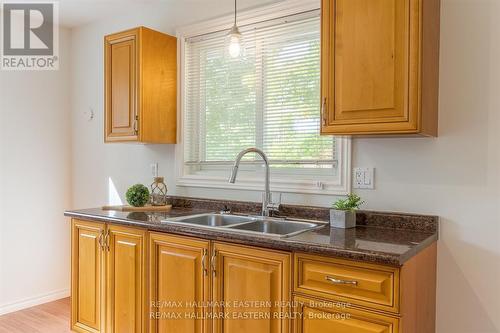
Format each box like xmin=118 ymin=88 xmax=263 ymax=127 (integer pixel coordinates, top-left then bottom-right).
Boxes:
xmin=225 ymin=25 xmax=244 ymax=59
xmin=228 ymin=35 xmax=242 ymax=58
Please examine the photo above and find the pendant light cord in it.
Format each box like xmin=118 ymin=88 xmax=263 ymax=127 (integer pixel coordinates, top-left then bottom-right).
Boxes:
xmin=234 ymin=0 xmax=237 ymax=26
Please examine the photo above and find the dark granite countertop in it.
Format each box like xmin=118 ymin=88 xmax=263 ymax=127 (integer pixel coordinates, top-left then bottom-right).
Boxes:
xmin=65 ymin=197 xmax=438 ymax=266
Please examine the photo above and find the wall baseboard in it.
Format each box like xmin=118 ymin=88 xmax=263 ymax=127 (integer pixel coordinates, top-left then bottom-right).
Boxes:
xmin=0 ymin=289 xmax=70 ymax=316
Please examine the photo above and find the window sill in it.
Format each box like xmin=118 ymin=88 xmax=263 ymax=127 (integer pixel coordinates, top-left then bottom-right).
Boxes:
xmin=176 ymin=174 xmax=349 ymax=196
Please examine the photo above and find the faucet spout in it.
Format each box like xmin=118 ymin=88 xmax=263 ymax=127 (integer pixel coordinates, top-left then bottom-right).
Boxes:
xmin=229 ymin=165 xmax=239 ymax=183
xmin=228 ymin=148 xmax=271 ymax=216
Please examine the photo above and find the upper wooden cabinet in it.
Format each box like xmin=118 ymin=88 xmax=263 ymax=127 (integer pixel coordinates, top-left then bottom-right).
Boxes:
xmin=104 ymin=27 xmax=177 ymax=143
xmin=320 ymin=0 xmax=440 ymax=136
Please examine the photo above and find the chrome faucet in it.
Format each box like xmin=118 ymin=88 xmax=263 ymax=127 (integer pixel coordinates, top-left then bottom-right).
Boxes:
xmin=228 ymin=148 xmax=279 ymax=217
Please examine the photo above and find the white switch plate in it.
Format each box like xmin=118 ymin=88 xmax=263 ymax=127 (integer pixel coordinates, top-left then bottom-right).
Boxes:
xmin=151 ymin=163 xmax=158 ymax=177
xmin=353 ymin=167 xmax=375 ymax=189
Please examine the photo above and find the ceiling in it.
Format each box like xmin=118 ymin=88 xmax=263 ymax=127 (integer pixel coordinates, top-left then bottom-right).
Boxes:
xmin=58 ymin=0 xmax=286 ymax=28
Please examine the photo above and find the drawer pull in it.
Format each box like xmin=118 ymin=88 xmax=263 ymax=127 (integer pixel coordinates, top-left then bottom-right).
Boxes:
xmin=202 ymin=249 xmax=208 ymax=276
xmin=325 ymin=276 xmax=358 ymax=287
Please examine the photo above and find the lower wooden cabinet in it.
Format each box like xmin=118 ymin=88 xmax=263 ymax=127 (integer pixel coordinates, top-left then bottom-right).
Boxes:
xmin=71 ymin=220 xmax=146 ymax=333
xmin=71 ymin=219 xmax=105 ymax=333
xmin=106 ymin=225 xmax=146 ymax=333
xmin=294 ymin=253 xmax=399 ymax=313
xmin=293 ymin=296 xmax=399 ymax=333
xmin=212 ymin=242 xmax=291 ymax=333
xmin=71 ymin=219 xmax=436 ymax=333
xmin=149 ymin=233 xmax=210 ymax=333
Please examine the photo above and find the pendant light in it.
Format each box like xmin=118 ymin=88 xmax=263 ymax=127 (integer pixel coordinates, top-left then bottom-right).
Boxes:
xmin=226 ymin=0 xmax=244 ymax=58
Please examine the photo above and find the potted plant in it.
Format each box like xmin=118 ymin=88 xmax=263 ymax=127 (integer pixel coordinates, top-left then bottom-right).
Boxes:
xmin=330 ymin=194 xmax=364 ymax=228
xmin=126 ymin=184 xmax=150 ymax=207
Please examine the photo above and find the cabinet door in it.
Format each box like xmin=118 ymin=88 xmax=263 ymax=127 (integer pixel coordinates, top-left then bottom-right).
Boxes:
xmin=294 ymin=296 xmax=399 ymax=333
xmin=212 ymin=242 xmax=291 ymax=333
xmin=149 ymin=233 xmax=210 ymax=333
xmin=321 ymin=0 xmax=419 ymax=134
xmin=105 ymin=29 xmax=138 ymax=142
xmin=71 ymin=219 xmax=105 ymax=333
xmin=106 ymin=225 xmax=146 ymax=333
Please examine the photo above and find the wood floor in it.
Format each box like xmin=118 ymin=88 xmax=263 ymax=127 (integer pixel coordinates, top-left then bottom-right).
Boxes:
xmin=0 ymin=298 xmax=71 ymax=333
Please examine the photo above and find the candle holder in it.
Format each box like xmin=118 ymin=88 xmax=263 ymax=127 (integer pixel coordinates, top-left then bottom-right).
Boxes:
xmin=150 ymin=177 xmax=168 ymax=206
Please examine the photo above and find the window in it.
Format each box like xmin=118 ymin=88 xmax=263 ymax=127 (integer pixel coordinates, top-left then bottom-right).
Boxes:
xmin=178 ymin=4 xmax=350 ymax=195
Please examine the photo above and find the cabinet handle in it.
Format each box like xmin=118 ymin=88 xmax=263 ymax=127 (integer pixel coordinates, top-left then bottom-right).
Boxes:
xmin=211 ymin=249 xmax=217 ymax=277
xmin=133 ymin=115 xmax=138 ymax=134
xmin=98 ymin=231 xmax=104 ymax=251
xmin=325 ymin=276 xmax=358 ymax=287
xmin=322 ymin=97 xmax=327 ymax=126
xmin=104 ymin=229 xmax=110 ymax=251
xmin=202 ymin=249 xmax=208 ymax=276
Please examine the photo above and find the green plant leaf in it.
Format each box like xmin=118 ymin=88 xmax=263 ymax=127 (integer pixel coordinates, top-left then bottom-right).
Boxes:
xmin=125 ymin=184 xmax=150 ymax=207
xmin=332 ymin=194 xmax=364 ymax=211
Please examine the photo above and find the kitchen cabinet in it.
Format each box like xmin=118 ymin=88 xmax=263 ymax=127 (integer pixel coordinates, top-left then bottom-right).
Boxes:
xmin=71 ymin=219 xmax=105 ymax=333
xmin=293 ymin=243 xmax=437 ymax=333
xmin=294 ymin=253 xmax=399 ymax=313
xmin=320 ymin=0 xmax=440 ymax=136
xmin=294 ymin=296 xmax=399 ymax=333
xmin=149 ymin=233 xmax=210 ymax=333
xmin=105 ymin=225 xmax=147 ymax=333
xmin=212 ymin=242 xmax=291 ymax=333
xmin=71 ymin=218 xmax=436 ymax=333
xmin=104 ymin=26 xmax=177 ymax=143
xmin=71 ymin=220 xmax=146 ymax=333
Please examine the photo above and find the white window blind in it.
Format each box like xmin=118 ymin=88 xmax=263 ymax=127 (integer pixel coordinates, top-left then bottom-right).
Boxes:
xmin=184 ymin=10 xmax=337 ymax=179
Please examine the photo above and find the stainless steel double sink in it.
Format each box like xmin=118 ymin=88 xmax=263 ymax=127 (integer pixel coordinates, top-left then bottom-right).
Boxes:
xmin=163 ymin=213 xmax=324 ymax=238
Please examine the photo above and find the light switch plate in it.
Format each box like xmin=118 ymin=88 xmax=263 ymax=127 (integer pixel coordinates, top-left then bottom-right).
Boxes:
xmin=353 ymin=167 xmax=374 ymax=189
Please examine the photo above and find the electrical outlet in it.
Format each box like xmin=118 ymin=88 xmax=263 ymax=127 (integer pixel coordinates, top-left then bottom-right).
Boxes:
xmin=151 ymin=163 xmax=158 ymax=177
xmin=353 ymin=167 xmax=374 ymax=189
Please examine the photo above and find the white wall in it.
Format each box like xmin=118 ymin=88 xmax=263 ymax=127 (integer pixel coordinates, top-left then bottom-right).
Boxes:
xmin=70 ymin=0 xmax=285 ymax=209
xmin=0 ymin=29 xmax=72 ymax=314
xmin=69 ymin=0 xmax=500 ymax=332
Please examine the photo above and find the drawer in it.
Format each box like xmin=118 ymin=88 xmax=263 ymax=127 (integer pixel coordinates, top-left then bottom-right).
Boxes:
xmin=294 ymin=296 xmax=399 ymax=333
xmin=294 ymin=253 xmax=399 ymax=313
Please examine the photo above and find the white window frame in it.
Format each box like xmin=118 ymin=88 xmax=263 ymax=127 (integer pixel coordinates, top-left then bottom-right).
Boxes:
xmin=175 ymin=0 xmax=351 ymax=195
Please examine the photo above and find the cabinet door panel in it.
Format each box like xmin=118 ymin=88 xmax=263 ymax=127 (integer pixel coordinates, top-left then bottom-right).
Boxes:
xmin=320 ymin=0 xmax=425 ymax=135
xmin=71 ymin=219 xmax=105 ymax=333
xmin=334 ymin=0 xmax=408 ymax=123
xmin=149 ymin=233 xmax=210 ymax=333
xmin=334 ymin=0 xmax=408 ymax=122
xmin=212 ymin=243 xmax=291 ymax=333
xmin=294 ymin=296 xmax=399 ymax=333
xmin=105 ymin=31 xmax=138 ymax=141
xmin=106 ymin=225 xmax=146 ymax=333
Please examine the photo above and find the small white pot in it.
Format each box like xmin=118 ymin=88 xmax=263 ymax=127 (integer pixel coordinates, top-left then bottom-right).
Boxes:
xmin=330 ymin=209 xmax=356 ymax=229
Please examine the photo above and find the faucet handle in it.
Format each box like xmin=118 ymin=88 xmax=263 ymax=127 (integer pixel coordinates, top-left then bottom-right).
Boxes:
xmin=220 ymin=205 xmax=231 ymax=215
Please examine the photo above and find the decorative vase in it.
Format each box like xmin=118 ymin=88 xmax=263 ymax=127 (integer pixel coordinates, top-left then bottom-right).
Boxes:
xmin=150 ymin=177 xmax=168 ymax=206
xmin=330 ymin=209 xmax=356 ymax=229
